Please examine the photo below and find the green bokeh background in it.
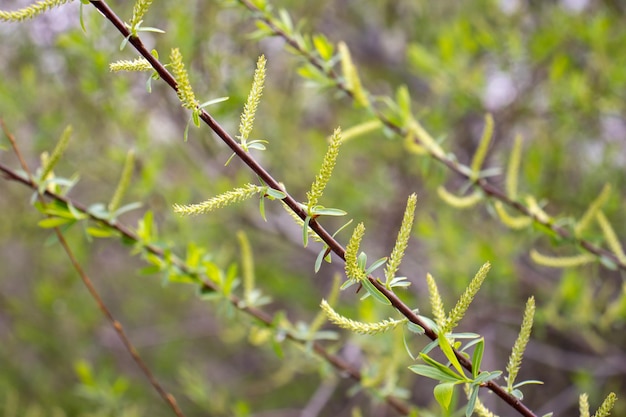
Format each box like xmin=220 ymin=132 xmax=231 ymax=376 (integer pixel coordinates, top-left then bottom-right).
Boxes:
xmin=1 ymin=1 xmax=625 ymax=416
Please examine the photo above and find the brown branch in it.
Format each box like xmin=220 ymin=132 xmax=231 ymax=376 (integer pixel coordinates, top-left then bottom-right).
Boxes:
xmin=84 ymin=2 xmax=538 ymax=415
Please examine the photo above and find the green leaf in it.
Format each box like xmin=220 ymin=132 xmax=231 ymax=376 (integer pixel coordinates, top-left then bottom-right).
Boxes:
xmin=357 ymin=252 xmax=367 ymax=270
xmin=360 ymin=278 xmax=391 ymax=305
xmin=302 ymin=215 xmax=311 ymax=247
xmin=247 ymin=142 xmax=267 ymax=150
xmin=183 ymin=119 xmax=191 ymax=142
xmin=137 ymin=26 xmax=165 ymax=34
xmin=67 ymin=202 xmax=86 ymax=220
xmin=313 ymin=34 xmax=334 ymax=61
xmin=403 ymin=330 xmax=416 ymax=360
xmin=512 ymin=379 xmax=544 ymax=388
xmin=192 ymin=109 xmax=200 ymax=127
xmin=418 ymin=315 xmax=439 ymax=333
xmin=146 ymin=74 xmax=154 ymax=93
xmin=599 ymin=255 xmax=618 ymax=270
xmin=438 ymin=334 xmax=465 ymax=377
xmin=396 ymin=84 xmax=412 ymax=123
xmin=38 ymin=217 xmax=74 ymax=228
xmin=86 ymin=226 xmax=117 ymax=238
xmin=389 ymin=276 xmax=410 ymax=288
xmin=278 ymin=9 xmax=294 ymax=33
xmin=137 ymin=210 xmax=155 ymax=242
xmin=422 ymin=339 xmax=439 ymax=355
xmin=407 ymin=322 xmax=425 ymax=335
xmin=41 ymin=204 xmax=75 ymax=219
xmin=434 ymin=382 xmax=457 ymax=410
xmin=119 ymin=35 xmax=131 ymax=51
xmin=339 ymin=279 xmax=357 ymax=291
xmin=272 ymin=335 xmax=284 ymax=358
xmin=199 ymin=96 xmax=229 ymax=108
xmin=451 ymin=332 xmax=481 ymax=339
xmin=365 ymin=256 xmax=387 ymax=275
xmin=111 ymin=202 xmax=143 ymax=218
xmin=408 ymin=365 xmax=461 ymax=383
xmin=332 ymin=219 xmax=354 ymax=237
xmin=79 ymin=1 xmax=87 ymax=32
xmin=407 ymin=43 xmax=440 ymax=75
xmin=466 ymin=385 xmax=479 ymax=417
xmin=311 ymin=207 xmax=347 ymax=216
xmin=471 ymin=338 xmax=484 ymax=378
xmin=265 ymin=188 xmax=286 ymax=199
xmin=259 ymin=196 xmax=266 ymax=221
xmin=315 ymin=247 xmax=328 ymax=273
xmin=222 ymin=264 xmax=239 ymax=296
xmin=297 ymin=64 xmax=330 ymax=84
xmin=473 ymin=370 xmax=502 ymax=384
xmin=420 ymin=353 xmax=464 ymax=381
xmin=167 ymin=271 xmax=194 ymax=284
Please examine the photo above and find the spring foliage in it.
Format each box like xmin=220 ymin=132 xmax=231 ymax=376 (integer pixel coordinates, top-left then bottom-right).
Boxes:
xmin=0 ymin=0 xmax=623 ymax=416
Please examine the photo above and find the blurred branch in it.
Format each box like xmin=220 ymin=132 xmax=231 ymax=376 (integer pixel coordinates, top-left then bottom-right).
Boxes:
xmin=236 ymin=0 xmax=626 ymax=275
xmin=0 ymin=156 xmax=411 ymax=416
xmin=0 ymin=120 xmax=185 ymax=417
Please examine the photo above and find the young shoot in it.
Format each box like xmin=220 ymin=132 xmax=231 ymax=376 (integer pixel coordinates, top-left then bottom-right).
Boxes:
xmin=120 ymin=0 xmax=165 ymax=50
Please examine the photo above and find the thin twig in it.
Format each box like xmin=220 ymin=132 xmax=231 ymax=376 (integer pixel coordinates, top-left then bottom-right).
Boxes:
xmin=85 ymin=2 xmax=538 ymax=415
xmin=0 ymin=121 xmax=186 ymax=417
xmin=51 ymin=226 xmax=186 ymax=417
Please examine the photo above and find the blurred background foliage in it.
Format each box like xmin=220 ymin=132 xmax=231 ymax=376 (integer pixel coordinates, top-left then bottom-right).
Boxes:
xmin=0 ymin=0 xmax=625 ymax=416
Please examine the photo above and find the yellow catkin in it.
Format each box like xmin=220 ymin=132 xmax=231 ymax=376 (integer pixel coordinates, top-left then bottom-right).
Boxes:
xmin=437 ymin=186 xmax=482 ymax=209
xmin=530 ymin=249 xmax=595 ymax=268
xmin=494 ymin=201 xmax=532 ymax=229
xmin=239 ymin=55 xmax=267 ymax=143
xmin=0 ymin=0 xmax=72 ymax=22
xmin=173 ymin=184 xmax=262 ymax=215
xmin=109 ymin=58 xmax=152 ymax=72
xmin=320 ymin=299 xmax=405 ymax=335
xmin=470 ymin=113 xmax=494 ymax=177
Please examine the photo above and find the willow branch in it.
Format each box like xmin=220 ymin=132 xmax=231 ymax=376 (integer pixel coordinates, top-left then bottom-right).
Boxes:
xmin=83 ymin=2 xmax=538 ymax=415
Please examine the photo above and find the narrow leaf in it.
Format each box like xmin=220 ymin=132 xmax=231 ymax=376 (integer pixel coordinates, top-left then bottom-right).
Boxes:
xmin=466 ymin=385 xmax=479 ymax=417
xmin=361 ymin=278 xmax=391 ymax=305
xmin=86 ymin=227 xmax=116 ymax=238
xmin=471 ymin=338 xmax=484 ymax=379
xmin=302 ymin=215 xmax=311 ymax=247
xmin=38 ymin=217 xmax=74 ymax=228
xmin=438 ymin=334 xmax=465 ymax=377
xmin=420 ymin=353 xmax=464 ymax=381
xmin=408 ymin=365 xmax=462 ymax=383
